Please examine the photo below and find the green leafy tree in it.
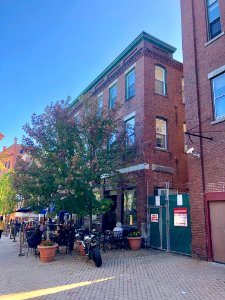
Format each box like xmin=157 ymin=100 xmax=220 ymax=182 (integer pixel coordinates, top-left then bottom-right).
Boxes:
xmin=0 ymin=172 xmax=16 ymax=214
xmin=14 ymin=95 xmax=127 ymax=227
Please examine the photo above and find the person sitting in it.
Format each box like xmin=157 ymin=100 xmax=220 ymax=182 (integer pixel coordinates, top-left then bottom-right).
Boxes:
xmin=27 ymin=225 xmax=43 ymax=249
xmin=112 ymin=222 xmax=123 ymax=249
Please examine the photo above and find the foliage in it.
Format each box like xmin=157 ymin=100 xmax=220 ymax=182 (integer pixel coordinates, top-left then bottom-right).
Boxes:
xmin=41 ymin=240 xmax=55 ymax=246
xmin=13 ymin=95 xmax=128 ymax=227
xmin=0 ymin=172 xmax=17 ymax=214
xmin=127 ymin=231 xmax=141 ymax=237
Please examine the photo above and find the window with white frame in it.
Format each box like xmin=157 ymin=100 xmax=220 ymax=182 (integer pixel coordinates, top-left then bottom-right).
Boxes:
xmin=108 ymin=132 xmax=116 ymax=150
xmin=109 ymin=84 xmax=117 ymax=109
xmin=125 ymin=116 xmax=135 ymax=146
xmin=97 ymin=94 xmax=103 ymax=115
xmin=75 ymin=112 xmax=80 ymax=125
xmin=207 ymin=0 xmax=221 ymax=40
xmin=212 ymin=73 xmax=225 ymax=119
xmin=155 ymin=65 xmax=166 ymax=95
xmin=181 ymin=78 xmax=185 ymax=103
xmin=126 ymin=69 xmax=135 ymax=100
xmin=183 ymin=123 xmax=187 ymax=152
xmin=156 ymin=118 xmax=167 ymax=149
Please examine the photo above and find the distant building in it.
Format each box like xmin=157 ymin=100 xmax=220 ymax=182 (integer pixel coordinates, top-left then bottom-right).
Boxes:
xmin=181 ymin=0 xmax=225 ymax=262
xmin=71 ymin=32 xmax=188 ymax=229
xmin=0 ymin=138 xmax=23 ymax=175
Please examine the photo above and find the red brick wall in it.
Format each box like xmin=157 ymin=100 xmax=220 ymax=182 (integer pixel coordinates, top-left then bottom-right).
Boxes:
xmin=73 ymin=38 xmax=188 ymax=228
xmin=181 ymin=0 xmax=225 ymax=259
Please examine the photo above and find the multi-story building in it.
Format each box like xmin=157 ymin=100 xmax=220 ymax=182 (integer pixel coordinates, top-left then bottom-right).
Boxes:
xmin=181 ymin=0 xmax=225 ymax=262
xmin=72 ymin=31 xmax=188 ymax=230
xmin=0 ymin=138 xmax=23 ymax=175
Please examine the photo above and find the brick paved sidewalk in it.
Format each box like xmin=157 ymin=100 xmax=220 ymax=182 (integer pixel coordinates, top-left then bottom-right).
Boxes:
xmin=0 ymin=235 xmax=225 ymax=300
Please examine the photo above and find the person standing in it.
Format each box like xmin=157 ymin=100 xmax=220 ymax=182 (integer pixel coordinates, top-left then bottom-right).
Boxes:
xmin=0 ymin=216 xmax=5 ymax=239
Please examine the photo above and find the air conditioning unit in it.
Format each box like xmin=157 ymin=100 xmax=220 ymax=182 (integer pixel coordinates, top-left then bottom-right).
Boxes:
xmin=157 ymin=189 xmax=178 ymax=196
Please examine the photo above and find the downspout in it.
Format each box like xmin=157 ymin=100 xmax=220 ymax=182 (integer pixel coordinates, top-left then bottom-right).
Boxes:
xmin=190 ymin=0 xmax=207 ymax=257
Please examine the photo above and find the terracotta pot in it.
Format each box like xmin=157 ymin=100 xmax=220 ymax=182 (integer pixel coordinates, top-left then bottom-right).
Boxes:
xmin=127 ymin=237 xmax=142 ymax=251
xmin=37 ymin=244 xmax=58 ymax=263
xmin=77 ymin=241 xmax=86 ymax=256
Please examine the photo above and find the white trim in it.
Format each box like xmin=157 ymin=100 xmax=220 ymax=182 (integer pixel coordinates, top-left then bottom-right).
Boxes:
xmin=208 ymin=64 xmax=225 ymax=79
xmin=205 ymin=31 xmax=224 ymax=47
xmin=119 ymin=163 xmax=149 ymax=174
xmin=211 ymin=115 xmax=225 ymax=125
xmin=124 ymin=111 xmax=136 ymax=121
xmin=124 ymin=63 xmax=136 ymax=75
xmin=97 ymin=91 xmax=103 ymax=98
xmin=108 ymin=79 xmax=118 ymax=89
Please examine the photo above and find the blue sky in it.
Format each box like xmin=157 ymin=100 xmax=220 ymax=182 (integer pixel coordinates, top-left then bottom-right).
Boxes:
xmin=0 ymin=0 xmax=182 ymax=148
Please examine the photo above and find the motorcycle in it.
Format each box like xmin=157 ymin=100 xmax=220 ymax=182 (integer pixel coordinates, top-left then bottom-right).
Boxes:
xmin=76 ymin=230 xmax=102 ymax=267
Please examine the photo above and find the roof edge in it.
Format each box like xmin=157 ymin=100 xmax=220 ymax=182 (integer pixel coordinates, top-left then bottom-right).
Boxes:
xmin=70 ymin=31 xmax=177 ymax=107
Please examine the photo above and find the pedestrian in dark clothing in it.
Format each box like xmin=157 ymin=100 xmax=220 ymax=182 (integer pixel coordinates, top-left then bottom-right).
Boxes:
xmin=28 ymin=226 xmax=43 ymax=248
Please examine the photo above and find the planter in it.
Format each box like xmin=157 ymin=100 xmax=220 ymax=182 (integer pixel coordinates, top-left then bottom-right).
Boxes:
xmin=37 ymin=244 xmax=58 ymax=263
xmin=77 ymin=241 xmax=86 ymax=256
xmin=127 ymin=237 xmax=142 ymax=251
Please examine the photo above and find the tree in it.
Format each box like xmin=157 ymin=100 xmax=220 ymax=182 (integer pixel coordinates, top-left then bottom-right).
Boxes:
xmin=14 ymin=95 xmax=127 ymax=227
xmin=0 ymin=172 xmax=16 ymax=214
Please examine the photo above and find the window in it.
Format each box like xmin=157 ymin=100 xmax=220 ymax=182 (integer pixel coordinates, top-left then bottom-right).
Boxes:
xmin=207 ymin=0 xmax=221 ymax=40
xmin=155 ymin=66 xmax=166 ymax=95
xmin=75 ymin=112 xmax=80 ymax=125
xmin=125 ymin=117 xmax=135 ymax=146
xmin=156 ymin=118 xmax=167 ymax=149
xmin=109 ymin=84 xmax=117 ymax=109
xmin=181 ymin=78 xmax=185 ymax=103
xmin=123 ymin=189 xmax=137 ymax=226
xmin=126 ymin=69 xmax=135 ymax=100
xmin=108 ymin=132 xmax=116 ymax=150
xmin=97 ymin=94 xmax=103 ymax=115
xmin=183 ymin=123 xmax=187 ymax=152
xmin=212 ymin=73 xmax=225 ymax=119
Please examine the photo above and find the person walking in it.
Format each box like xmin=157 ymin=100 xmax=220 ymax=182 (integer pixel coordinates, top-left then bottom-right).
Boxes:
xmin=0 ymin=216 xmax=5 ymax=239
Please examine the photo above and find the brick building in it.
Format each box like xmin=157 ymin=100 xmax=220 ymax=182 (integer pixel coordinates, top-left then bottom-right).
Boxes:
xmin=72 ymin=32 xmax=188 ymax=230
xmin=0 ymin=138 xmax=23 ymax=175
xmin=181 ymin=0 xmax=225 ymax=262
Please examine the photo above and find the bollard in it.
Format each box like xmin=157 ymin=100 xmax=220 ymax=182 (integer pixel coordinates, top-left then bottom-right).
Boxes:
xmin=13 ymin=225 xmax=16 ymax=242
xmin=9 ymin=224 xmax=13 ymax=239
xmin=18 ymin=227 xmax=25 ymax=256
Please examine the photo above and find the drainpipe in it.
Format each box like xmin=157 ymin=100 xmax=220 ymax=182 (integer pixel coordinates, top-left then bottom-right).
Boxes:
xmin=190 ymin=0 xmax=207 ymax=257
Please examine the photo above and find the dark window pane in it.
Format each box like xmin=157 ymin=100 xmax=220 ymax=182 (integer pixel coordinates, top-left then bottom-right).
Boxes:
xmin=210 ymin=18 xmax=221 ymax=39
xmin=156 ymin=133 xmax=166 ymax=148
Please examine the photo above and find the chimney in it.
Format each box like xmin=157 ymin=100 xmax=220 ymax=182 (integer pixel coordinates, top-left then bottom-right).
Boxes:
xmin=14 ymin=137 xmax=18 ymax=145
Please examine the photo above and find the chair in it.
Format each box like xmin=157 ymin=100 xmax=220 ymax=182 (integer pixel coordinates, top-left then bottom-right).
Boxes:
xmin=111 ymin=230 xmax=123 ymax=249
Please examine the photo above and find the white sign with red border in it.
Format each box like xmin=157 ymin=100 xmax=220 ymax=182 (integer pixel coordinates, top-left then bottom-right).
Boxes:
xmin=174 ymin=208 xmax=188 ymax=227
xmin=151 ymin=214 xmax=159 ymax=223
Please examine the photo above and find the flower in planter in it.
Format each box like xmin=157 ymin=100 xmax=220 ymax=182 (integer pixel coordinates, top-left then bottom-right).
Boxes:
xmin=127 ymin=231 xmax=141 ymax=238
xmin=41 ymin=240 xmax=55 ymax=246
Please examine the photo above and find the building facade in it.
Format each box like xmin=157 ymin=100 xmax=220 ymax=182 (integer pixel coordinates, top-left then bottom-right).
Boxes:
xmin=0 ymin=138 xmax=23 ymax=175
xmin=181 ymin=0 xmax=225 ymax=262
xmin=72 ymin=32 xmax=188 ymax=230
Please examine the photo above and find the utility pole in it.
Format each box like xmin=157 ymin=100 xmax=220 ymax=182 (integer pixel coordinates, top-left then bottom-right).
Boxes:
xmin=165 ymin=181 xmax=170 ymax=252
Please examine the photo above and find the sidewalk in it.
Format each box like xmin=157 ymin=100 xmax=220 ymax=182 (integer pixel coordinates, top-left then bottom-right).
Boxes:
xmin=0 ymin=235 xmax=225 ymax=300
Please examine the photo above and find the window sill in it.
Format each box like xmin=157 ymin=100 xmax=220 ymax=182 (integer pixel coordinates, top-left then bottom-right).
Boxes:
xmin=125 ymin=95 xmax=135 ymax=102
xmin=154 ymin=92 xmax=168 ymax=98
xmin=155 ymin=147 xmax=169 ymax=152
xmin=205 ymin=32 xmax=224 ymax=47
xmin=211 ymin=116 xmax=225 ymax=125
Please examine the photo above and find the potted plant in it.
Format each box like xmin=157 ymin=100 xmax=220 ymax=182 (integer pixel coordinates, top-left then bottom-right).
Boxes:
xmin=37 ymin=240 xmax=58 ymax=263
xmin=127 ymin=231 xmax=142 ymax=251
